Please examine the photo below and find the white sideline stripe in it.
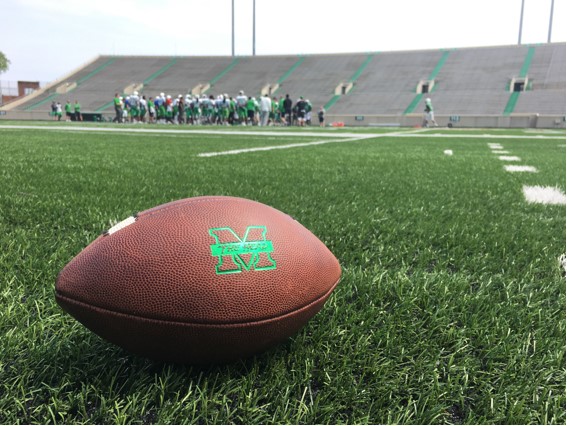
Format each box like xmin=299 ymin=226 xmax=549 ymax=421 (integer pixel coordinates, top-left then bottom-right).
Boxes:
xmin=523 ymin=186 xmax=566 ymax=205
xmin=524 ymin=129 xmax=565 ymax=134
xmin=0 ymin=124 xmax=386 ymax=139
xmin=0 ymin=125 xmax=563 ymax=139
xmin=394 ymin=133 xmax=564 ymax=139
xmin=498 ymin=155 xmax=521 ymax=161
xmin=197 ymin=135 xmax=375 ymax=157
xmin=504 ymin=165 xmax=537 ymax=172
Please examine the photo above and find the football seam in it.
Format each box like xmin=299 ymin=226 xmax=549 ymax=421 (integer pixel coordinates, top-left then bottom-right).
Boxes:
xmin=55 ymin=277 xmax=340 ymax=328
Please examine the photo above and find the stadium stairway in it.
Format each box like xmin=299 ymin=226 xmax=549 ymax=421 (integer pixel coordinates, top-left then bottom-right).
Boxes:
xmin=206 ymin=56 xmax=301 ymax=98
xmin=24 ymin=57 xmax=117 ymax=111
xmin=403 ymin=50 xmax=451 ymax=115
xmin=422 ymin=45 xmax=529 ymax=115
xmin=513 ymin=43 xmax=566 ymax=115
xmin=503 ymin=46 xmax=536 ymax=115
xmin=323 ymin=53 xmax=375 ymax=111
xmin=329 ymin=49 xmax=445 ymax=115
xmin=95 ymin=57 xmax=179 ymax=111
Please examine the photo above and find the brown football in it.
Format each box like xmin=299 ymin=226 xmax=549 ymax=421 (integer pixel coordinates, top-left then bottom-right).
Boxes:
xmin=55 ymin=196 xmax=341 ymax=364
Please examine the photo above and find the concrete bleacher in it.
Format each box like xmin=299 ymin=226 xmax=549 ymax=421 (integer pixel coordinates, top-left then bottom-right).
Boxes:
xmin=16 ymin=56 xmax=171 ymax=112
xmin=209 ymin=55 xmax=301 ymax=98
xmin=514 ymin=43 xmax=566 ymax=114
xmin=144 ymin=56 xmax=235 ymax=98
xmin=77 ymin=56 xmax=172 ymax=110
xmin=3 ymin=43 xmax=565 ymax=127
xmin=10 ymin=56 xmax=115 ymax=111
xmin=429 ymin=44 xmax=531 ymax=115
xmin=330 ymin=50 xmax=445 ymax=115
xmin=275 ymin=53 xmax=369 ymax=110
xmin=331 ymin=43 xmax=565 ymax=119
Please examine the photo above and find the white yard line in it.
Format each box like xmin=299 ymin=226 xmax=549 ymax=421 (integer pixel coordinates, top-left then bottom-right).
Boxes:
xmin=197 ymin=129 xmax=430 ymax=157
xmin=1 ymin=124 xmax=563 ymax=139
xmin=1 ymin=124 xmax=563 ymax=157
xmin=0 ymin=124 xmax=384 ymax=139
xmin=400 ymin=133 xmax=567 ymax=140
xmin=197 ymin=135 xmax=376 ymax=157
xmin=504 ymin=165 xmax=538 ymax=172
xmin=523 ymin=186 xmax=566 ymax=205
xmin=196 ymin=129 xmax=427 ymax=157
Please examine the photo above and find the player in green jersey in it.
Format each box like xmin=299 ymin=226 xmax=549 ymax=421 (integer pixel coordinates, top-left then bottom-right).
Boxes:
xmin=74 ymin=100 xmax=82 ymax=121
xmin=64 ymin=100 xmax=73 ymax=121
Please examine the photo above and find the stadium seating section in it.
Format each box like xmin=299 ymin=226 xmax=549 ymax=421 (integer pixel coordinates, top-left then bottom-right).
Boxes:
xmin=8 ymin=43 xmax=566 ymax=116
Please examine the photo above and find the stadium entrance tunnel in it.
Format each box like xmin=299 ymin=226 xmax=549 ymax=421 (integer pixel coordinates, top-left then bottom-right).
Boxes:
xmin=416 ymin=79 xmax=435 ymax=94
xmin=335 ymin=82 xmax=353 ymax=95
xmin=510 ymin=77 xmax=529 ymax=92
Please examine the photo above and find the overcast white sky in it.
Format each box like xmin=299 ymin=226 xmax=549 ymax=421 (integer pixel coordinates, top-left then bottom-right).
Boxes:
xmin=1 ymin=0 xmax=565 ymax=83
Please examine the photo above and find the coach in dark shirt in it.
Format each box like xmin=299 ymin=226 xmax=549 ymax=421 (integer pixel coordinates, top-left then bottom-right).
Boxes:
xmin=283 ymin=94 xmax=292 ymax=126
xmin=295 ymin=97 xmax=307 ymax=126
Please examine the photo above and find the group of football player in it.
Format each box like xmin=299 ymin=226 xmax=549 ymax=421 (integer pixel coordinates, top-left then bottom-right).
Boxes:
xmin=112 ymin=91 xmax=314 ymax=126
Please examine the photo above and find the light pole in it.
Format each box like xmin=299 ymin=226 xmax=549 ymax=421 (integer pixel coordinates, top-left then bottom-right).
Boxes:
xmin=252 ymin=0 xmax=256 ymax=56
xmin=548 ymin=0 xmax=555 ymax=43
xmin=518 ymin=0 xmax=525 ymax=45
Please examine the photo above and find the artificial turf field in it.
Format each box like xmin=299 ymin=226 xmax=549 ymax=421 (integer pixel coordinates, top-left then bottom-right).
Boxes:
xmin=0 ymin=122 xmax=565 ymax=424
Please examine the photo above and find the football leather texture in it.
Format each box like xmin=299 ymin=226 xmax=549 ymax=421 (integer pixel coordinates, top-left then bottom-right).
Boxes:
xmin=55 ymin=196 xmax=341 ymax=364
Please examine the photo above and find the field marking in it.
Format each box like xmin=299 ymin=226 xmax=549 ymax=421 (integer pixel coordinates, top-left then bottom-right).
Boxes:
xmin=196 ymin=128 xmax=428 ymax=157
xmin=394 ymin=133 xmax=565 ymax=140
xmin=443 ymin=149 xmax=453 ymax=156
xmin=0 ymin=124 xmax=387 ymax=139
xmin=523 ymin=186 xmax=566 ymax=205
xmin=504 ymin=165 xmax=538 ymax=173
xmin=196 ymin=129 xmax=431 ymax=157
xmin=498 ymin=155 xmax=521 ymax=161
xmin=197 ymin=135 xmax=377 ymax=157
xmin=492 ymin=150 xmax=510 ymax=154
xmin=407 ymin=133 xmax=566 ymax=140
xmin=29 ymin=130 xmax=258 ymax=140
xmin=524 ymin=129 xmax=565 ymax=134
xmin=0 ymin=125 xmax=564 ymax=139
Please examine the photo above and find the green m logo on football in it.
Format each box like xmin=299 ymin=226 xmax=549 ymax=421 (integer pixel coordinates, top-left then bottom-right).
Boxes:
xmin=209 ymin=226 xmax=277 ymax=275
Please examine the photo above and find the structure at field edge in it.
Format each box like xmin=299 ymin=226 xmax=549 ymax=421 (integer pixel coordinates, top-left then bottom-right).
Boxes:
xmin=0 ymin=43 xmax=564 ymax=128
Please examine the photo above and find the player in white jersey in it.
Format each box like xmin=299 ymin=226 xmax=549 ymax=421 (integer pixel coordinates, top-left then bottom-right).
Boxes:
xmin=139 ymin=95 xmax=147 ymax=123
xmin=129 ymin=91 xmax=140 ymax=122
xmin=423 ymin=97 xmax=438 ymax=127
xmin=236 ymin=90 xmax=248 ymax=124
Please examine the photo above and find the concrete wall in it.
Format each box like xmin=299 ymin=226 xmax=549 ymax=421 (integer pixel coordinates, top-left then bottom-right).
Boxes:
xmin=0 ymin=110 xmax=564 ymax=129
xmin=325 ymin=113 xmax=566 ymax=129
